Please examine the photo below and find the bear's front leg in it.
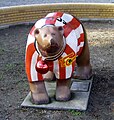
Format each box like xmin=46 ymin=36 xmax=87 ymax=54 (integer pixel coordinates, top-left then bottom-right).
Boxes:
xmin=29 ymin=81 xmax=49 ymax=104
xmin=56 ymin=78 xmax=71 ymax=101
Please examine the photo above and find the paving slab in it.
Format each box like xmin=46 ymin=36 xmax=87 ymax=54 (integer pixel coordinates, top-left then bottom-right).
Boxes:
xmin=21 ymin=77 xmax=93 ymax=110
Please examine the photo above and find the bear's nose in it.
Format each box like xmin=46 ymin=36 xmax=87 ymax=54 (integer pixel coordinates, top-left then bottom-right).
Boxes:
xmin=50 ymin=38 xmax=55 ymax=45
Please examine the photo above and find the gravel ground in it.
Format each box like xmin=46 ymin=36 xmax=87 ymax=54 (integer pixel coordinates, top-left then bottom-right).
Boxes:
xmin=0 ymin=21 xmax=114 ymax=120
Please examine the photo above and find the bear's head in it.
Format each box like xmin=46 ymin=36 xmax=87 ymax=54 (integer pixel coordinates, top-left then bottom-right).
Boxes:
xmin=34 ymin=26 xmax=65 ymax=59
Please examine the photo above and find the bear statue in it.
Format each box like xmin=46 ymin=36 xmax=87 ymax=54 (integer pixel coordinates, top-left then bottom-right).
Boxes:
xmin=25 ymin=12 xmax=92 ymax=104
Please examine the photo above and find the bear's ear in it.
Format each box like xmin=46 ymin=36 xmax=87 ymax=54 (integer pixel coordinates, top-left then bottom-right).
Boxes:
xmin=34 ymin=28 xmax=40 ymax=38
xmin=57 ymin=26 xmax=64 ymax=35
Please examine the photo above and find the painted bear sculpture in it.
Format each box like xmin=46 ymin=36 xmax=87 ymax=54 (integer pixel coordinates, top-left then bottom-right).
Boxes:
xmin=25 ymin=12 xmax=92 ymax=104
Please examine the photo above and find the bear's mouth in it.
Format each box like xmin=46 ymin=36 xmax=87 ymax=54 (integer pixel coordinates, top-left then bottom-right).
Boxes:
xmin=46 ymin=44 xmax=59 ymax=53
xmin=38 ymin=43 xmax=59 ymax=56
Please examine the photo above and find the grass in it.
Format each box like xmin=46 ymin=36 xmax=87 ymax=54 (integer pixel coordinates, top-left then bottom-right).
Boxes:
xmin=4 ymin=62 xmax=25 ymax=78
xmin=69 ymin=110 xmax=82 ymax=116
xmin=0 ymin=48 xmax=5 ymax=55
xmin=5 ymin=63 xmax=15 ymax=69
xmin=0 ymin=72 xmax=4 ymax=81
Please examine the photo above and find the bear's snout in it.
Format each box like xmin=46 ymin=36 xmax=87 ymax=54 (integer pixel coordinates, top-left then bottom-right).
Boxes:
xmin=46 ymin=38 xmax=59 ymax=53
xmin=50 ymin=38 xmax=58 ymax=46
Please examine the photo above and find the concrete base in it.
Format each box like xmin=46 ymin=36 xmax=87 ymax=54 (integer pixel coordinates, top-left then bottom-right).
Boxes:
xmin=21 ymin=77 xmax=93 ymax=110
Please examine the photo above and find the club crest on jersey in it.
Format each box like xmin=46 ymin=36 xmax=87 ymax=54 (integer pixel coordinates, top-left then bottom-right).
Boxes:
xmin=59 ymin=52 xmax=76 ymax=67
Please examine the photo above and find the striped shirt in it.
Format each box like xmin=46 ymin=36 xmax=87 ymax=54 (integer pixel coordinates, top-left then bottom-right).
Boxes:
xmin=25 ymin=12 xmax=84 ymax=82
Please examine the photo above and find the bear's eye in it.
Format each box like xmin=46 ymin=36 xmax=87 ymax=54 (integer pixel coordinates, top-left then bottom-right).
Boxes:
xmin=44 ymin=34 xmax=47 ymax=37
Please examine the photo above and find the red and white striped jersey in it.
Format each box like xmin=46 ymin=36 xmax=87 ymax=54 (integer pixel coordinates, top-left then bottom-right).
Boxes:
xmin=25 ymin=12 xmax=84 ymax=82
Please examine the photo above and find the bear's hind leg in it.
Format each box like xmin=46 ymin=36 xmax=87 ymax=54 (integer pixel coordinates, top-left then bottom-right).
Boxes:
xmin=74 ymin=64 xmax=92 ymax=80
xmin=74 ymin=35 xmax=92 ymax=80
